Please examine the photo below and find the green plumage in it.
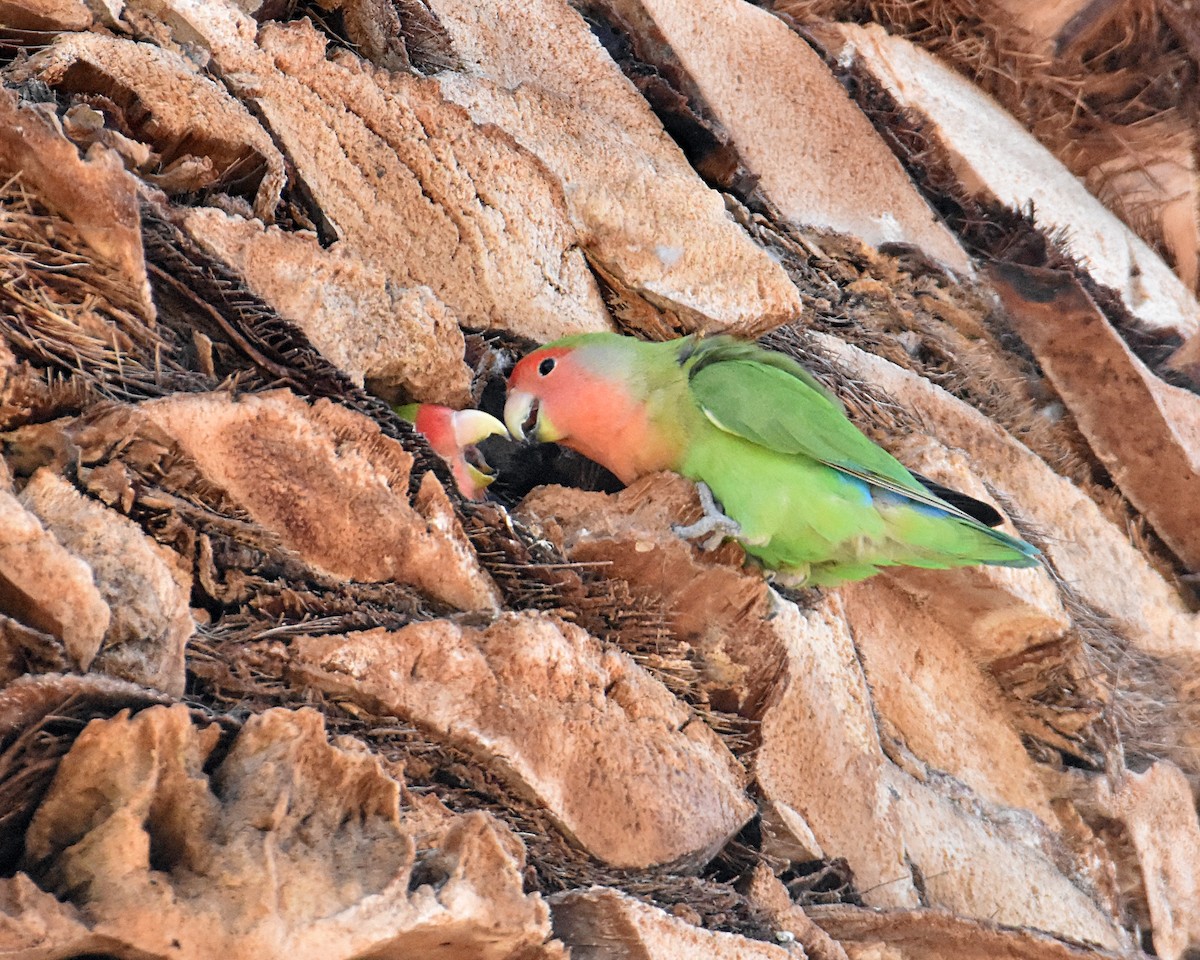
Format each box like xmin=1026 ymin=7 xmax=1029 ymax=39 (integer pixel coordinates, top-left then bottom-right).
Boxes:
xmin=524 ymin=333 xmax=1041 ymax=586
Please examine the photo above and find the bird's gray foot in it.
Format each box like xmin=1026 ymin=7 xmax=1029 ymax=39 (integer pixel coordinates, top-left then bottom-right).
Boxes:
xmin=764 ymin=585 xmax=787 ymax=620
xmin=673 ymin=481 xmax=742 ymax=551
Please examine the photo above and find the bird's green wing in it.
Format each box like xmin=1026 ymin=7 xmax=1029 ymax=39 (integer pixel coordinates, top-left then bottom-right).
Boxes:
xmin=680 ymin=335 xmax=845 ymax=410
xmin=684 ymin=339 xmax=983 ymax=523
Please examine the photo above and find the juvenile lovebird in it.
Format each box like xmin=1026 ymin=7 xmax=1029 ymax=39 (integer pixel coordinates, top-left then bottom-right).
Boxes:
xmin=395 ymin=403 xmax=508 ymax=500
xmin=503 ymin=333 xmax=1040 ymax=586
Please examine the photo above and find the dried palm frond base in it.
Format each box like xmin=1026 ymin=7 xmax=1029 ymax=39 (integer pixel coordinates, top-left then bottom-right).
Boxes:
xmin=0 ymin=178 xmax=200 ymax=409
xmin=2 ymin=5 xmax=1198 ymax=955
xmin=186 ymin=628 xmax=777 ymax=936
xmin=770 ymin=0 xmax=1200 ymax=293
xmin=727 ymin=87 xmax=1196 ymax=602
xmin=0 ymin=673 xmax=185 ymax=873
xmin=0 ymin=166 xmax=789 ymax=942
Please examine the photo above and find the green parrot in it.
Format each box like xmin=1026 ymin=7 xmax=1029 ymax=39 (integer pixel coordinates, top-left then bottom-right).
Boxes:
xmin=503 ymin=332 xmax=1040 ymax=586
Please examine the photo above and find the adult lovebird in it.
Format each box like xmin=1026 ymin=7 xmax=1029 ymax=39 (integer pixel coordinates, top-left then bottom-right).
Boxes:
xmin=503 ymin=333 xmax=1040 ymax=586
xmin=395 ymin=403 xmax=508 ymax=500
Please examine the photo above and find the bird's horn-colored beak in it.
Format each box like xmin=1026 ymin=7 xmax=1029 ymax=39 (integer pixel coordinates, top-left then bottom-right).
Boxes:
xmin=464 ymin=462 xmax=497 ymax=492
xmin=504 ymin=389 xmax=536 ymax=442
xmin=450 ymin=409 xmax=508 ymax=446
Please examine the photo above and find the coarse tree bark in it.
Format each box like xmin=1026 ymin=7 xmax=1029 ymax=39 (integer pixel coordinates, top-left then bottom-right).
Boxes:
xmin=1 ymin=1 xmax=1199 ymax=958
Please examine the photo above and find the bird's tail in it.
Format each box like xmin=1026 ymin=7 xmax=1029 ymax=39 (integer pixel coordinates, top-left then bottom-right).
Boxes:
xmin=965 ymin=521 xmax=1042 ymax=568
xmin=877 ymin=494 xmax=1042 ymax=571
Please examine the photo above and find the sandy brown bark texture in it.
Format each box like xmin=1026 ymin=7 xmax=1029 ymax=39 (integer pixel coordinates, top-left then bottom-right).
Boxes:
xmin=0 ymin=0 xmax=1199 ymax=958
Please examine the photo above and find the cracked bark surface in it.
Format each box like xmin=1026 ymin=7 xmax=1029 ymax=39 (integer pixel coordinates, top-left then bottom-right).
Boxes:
xmin=1 ymin=0 xmax=1199 ymax=957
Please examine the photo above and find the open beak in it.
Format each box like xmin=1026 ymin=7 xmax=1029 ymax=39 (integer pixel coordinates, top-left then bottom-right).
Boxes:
xmin=449 ymin=409 xmax=507 ymax=497
xmin=504 ymin=389 xmax=538 ymax=442
xmin=461 ymin=459 xmax=497 ymax=494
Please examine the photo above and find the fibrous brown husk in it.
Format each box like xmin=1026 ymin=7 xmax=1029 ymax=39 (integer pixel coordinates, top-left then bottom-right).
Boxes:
xmin=3 ymin=0 xmax=1200 ymax=957
xmin=0 ymin=88 xmax=152 ymax=317
xmin=582 ymin=0 xmax=970 ymax=272
xmin=13 ymin=704 xmax=562 ymax=960
xmin=989 ymin=262 xmax=1200 ymax=574
xmin=426 ymin=0 xmax=805 ymax=335
xmin=10 ymin=31 xmax=287 ymax=220
xmin=773 ymin=0 xmax=1200 ymax=295
xmin=283 ymin=611 xmax=756 ymax=871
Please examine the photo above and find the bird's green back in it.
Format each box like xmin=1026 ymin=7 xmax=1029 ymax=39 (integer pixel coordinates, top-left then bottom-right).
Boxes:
xmin=677 ymin=336 xmax=999 ymax=526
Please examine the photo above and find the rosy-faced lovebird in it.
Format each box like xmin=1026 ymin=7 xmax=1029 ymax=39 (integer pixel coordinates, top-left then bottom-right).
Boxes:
xmin=395 ymin=403 xmax=508 ymax=500
xmin=503 ymin=333 xmax=1040 ymax=586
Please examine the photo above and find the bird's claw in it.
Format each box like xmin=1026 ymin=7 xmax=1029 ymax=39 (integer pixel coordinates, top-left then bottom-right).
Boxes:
xmin=764 ymin=585 xmax=787 ymax=620
xmin=672 ymin=481 xmax=742 ymax=551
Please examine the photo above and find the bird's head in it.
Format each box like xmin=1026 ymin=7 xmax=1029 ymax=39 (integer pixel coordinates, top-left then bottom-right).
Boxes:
xmin=503 ymin=344 xmax=590 ymax=444
xmin=503 ymin=333 xmax=675 ymax=486
xmin=397 ymin=403 xmax=508 ymax=499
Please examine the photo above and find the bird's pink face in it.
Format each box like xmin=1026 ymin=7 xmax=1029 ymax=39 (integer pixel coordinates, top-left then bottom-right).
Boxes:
xmin=503 ymin=345 xmax=588 ymax=444
xmin=504 ymin=344 xmax=665 ymax=485
xmin=411 ymin=403 xmax=507 ymax=499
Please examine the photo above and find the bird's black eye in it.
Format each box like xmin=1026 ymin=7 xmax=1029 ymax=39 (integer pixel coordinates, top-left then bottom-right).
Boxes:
xmin=538 ymin=357 xmax=556 ymax=376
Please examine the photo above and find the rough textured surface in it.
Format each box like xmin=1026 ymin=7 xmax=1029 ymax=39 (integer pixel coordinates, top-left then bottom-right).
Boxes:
xmin=1117 ymin=765 xmax=1200 ymax=960
xmin=267 ymin=20 xmax=611 ymax=340
xmin=1169 ymin=332 xmax=1200 ymax=381
xmin=1085 ymin=117 xmax=1199 ymax=294
xmin=134 ymin=391 xmax=501 ymax=611
xmin=882 ymin=766 xmax=1122 ymax=949
xmin=0 ymin=0 xmax=92 ymax=30
xmin=1074 ymin=762 xmax=1200 ymax=960
xmin=753 ymin=595 xmax=1121 ymax=949
xmin=744 ymin=864 xmax=851 ymax=960
xmin=518 ymin=474 xmax=783 ymax=715
xmin=981 ymin=0 xmax=1095 ymax=53
xmin=840 ymin=578 xmax=1056 ymax=821
xmin=781 ymin=0 xmax=1200 ymax=300
xmin=207 ymin=10 xmax=611 ymax=341
xmin=598 ymin=0 xmax=970 ymax=272
xmin=878 ymin=432 xmax=1070 ymax=661
xmin=429 ymin=0 xmax=804 ymax=334
xmin=13 ymin=705 xmax=560 ymax=960
xmin=2 ymin=0 xmax=1199 ymax=956
xmin=516 ymin=478 xmax=1117 ymax=945
xmin=0 ymin=487 xmax=110 ymax=674
xmin=181 ymin=207 xmax=473 ymax=403
xmin=286 ymin=612 xmax=755 ymax=870
xmin=884 ymin=560 xmax=1070 ymax=664
xmin=808 ymin=904 xmax=1127 ymax=960
xmin=817 ymin=22 xmax=1200 ymax=339
xmin=18 ymin=469 xmax=193 ymax=696
xmin=15 ymin=32 xmax=286 ymax=219
xmin=991 ymin=262 xmax=1200 ymax=572
xmin=0 ymin=671 xmax=174 ymax=741
xmin=123 ymin=0 xmax=612 ymax=340
xmin=551 ymin=888 xmax=794 ymax=959
xmin=0 ymin=340 xmax=32 ymax=434
xmin=0 ymin=88 xmax=150 ymax=315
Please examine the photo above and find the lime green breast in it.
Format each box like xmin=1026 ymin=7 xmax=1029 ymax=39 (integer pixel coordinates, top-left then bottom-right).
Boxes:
xmin=678 ymin=426 xmax=888 ymax=571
